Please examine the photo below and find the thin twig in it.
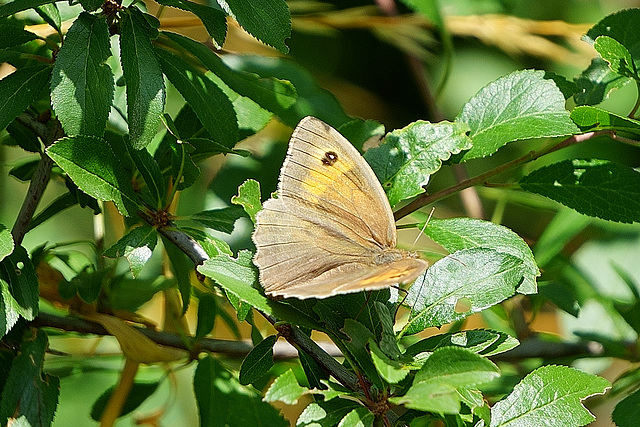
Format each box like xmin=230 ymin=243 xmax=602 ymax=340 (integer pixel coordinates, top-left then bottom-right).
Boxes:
xmin=394 ymin=131 xmax=608 ymax=220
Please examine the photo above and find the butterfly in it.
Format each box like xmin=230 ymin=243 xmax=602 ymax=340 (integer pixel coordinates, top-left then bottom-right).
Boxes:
xmin=252 ymin=117 xmax=428 ymax=299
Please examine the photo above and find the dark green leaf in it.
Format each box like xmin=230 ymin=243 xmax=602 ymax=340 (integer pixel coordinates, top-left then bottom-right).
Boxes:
xmin=5 ymin=120 xmax=41 ymax=153
xmin=218 ymin=0 xmax=290 ymax=53
xmin=194 ymin=355 xmax=287 ymax=427
xmin=298 ymin=349 xmax=329 ymax=389
xmin=457 ymin=69 xmax=579 ymax=161
xmin=155 ymin=46 xmax=238 ymax=148
xmin=46 ymin=136 xmax=140 ymax=216
xmin=90 ymin=381 xmax=160 ymax=421
xmin=161 ymin=235 xmax=193 ymax=314
xmin=59 ymin=267 xmax=106 ymax=303
xmin=374 ymin=301 xmax=400 ymax=359
xmin=0 ymin=329 xmax=59 ymax=427
xmin=402 ymin=248 xmax=524 ymax=336
xmin=612 ymin=387 xmax=640 ymax=427
xmin=341 ymin=319 xmax=384 ymax=390
xmin=364 ymin=120 xmax=471 ymax=207
xmin=574 ymin=58 xmax=630 ymax=106
xmin=107 ymin=277 xmax=174 ymax=312
xmin=0 ymin=225 xmax=13 ymax=262
xmin=239 ymin=334 xmax=277 ymax=385
xmin=533 ymin=208 xmax=590 ymax=268
xmin=519 ymin=159 xmax=640 ymax=223
xmin=0 ymin=246 xmax=39 ymax=321
xmin=538 ymin=282 xmax=580 ymax=318
xmin=126 ymin=143 xmax=165 ymax=209
xmin=585 ymin=9 xmax=640 ymax=71
xmin=120 ymin=7 xmax=166 ymax=149
xmin=0 ymin=24 xmax=38 ymax=48
xmin=337 ymin=118 xmax=385 ymax=152
xmin=0 ymin=65 xmax=51 ymax=132
xmin=162 ymin=32 xmax=296 ymax=115
xmin=0 ymin=278 xmax=20 ymax=337
xmin=490 ymin=365 xmax=610 ymax=427
xmin=424 ymin=217 xmax=539 ymax=294
xmin=35 ymin=3 xmax=61 ymax=31
xmin=231 ymin=179 xmax=261 ymax=223
xmin=156 ymin=0 xmax=227 ymax=48
xmin=264 ymin=369 xmax=306 ymax=405
xmin=188 ymin=206 xmax=245 ymax=234
xmin=51 ymin=12 xmax=113 ymax=136
xmin=79 ymin=0 xmax=102 ymax=12
xmin=0 ymin=0 xmax=56 ymax=18
xmin=103 ymin=225 xmax=158 ymax=278
xmin=195 ymin=292 xmax=217 ymax=340
xmin=8 ymin=159 xmax=39 ymax=181
xmin=220 ymin=54 xmax=350 ymax=128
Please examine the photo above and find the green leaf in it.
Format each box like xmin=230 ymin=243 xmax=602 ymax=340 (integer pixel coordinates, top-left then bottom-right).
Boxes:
xmin=585 ymin=9 xmax=640 ymax=72
xmin=107 ymin=276 xmax=174 ymax=312
xmin=338 ymin=407 xmax=374 ymax=427
xmin=188 ymin=206 xmax=246 ymax=234
xmin=46 ymin=135 xmax=140 ymax=216
xmin=35 ymin=3 xmax=61 ymax=32
xmin=456 ymin=70 xmax=579 ymax=161
xmin=162 ymin=32 xmax=296 ymax=114
xmin=126 ymin=142 xmax=165 ymax=209
xmin=232 ymin=179 xmax=262 ymax=223
xmin=0 ymin=246 xmax=38 ymax=322
xmin=0 ymin=278 xmax=20 ymax=338
xmin=533 ymin=208 xmax=590 ymax=268
xmin=194 ymin=355 xmax=287 ymax=427
xmin=0 ymin=329 xmax=59 ymax=427
xmin=390 ymin=347 xmax=499 ymax=414
xmin=264 ymin=369 xmax=307 ymax=405
xmin=405 ymin=329 xmax=520 ymax=359
xmin=594 ymin=36 xmax=637 ymax=78
xmin=364 ymin=120 xmax=471 ymax=207
xmin=369 ymin=340 xmax=410 ymax=384
xmin=0 ymin=225 xmax=13 ymax=262
xmin=59 ymin=267 xmax=106 ymax=303
xmin=156 ymin=0 xmax=227 ymax=48
xmin=120 ymin=7 xmax=166 ymax=149
xmin=570 ymin=105 xmax=640 ymax=135
xmin=424 ymin=217 xmax=539 ymax=294
xmin=490 ymin=365 xmax=610 ymax=427
xmin=90 ymin=381 xmax=160 ymax=421
xmin=239 ymin=334 xmax=277 ymax=385
xmin=104 ymin=225 xmax=157 ymax=277
xmin=79 ymin=0 xmax=102 ymax=12
xmin=195 ymin=292 xmax=217 ymax=340
xmin=155 ymin=46 xmax=238 ymax=148
xmin=161 ymin=235 xmax=193 ymax=314
xmin=221 ymin=54 xmax=351 ymax=128
xmin=612 ymin=387 xmax=640 ymax=427
xmin=341 ymin=320 xmax=385 ymax=390
xmin=337 ymin=118 xmax=385 ymax=152
xmin=0 ymin=23 xmax=37 ymax=49
xmin=0 ymin=0 xmax=55 ymax=17
xmin=374 ymin=301 xmax=400 ymax=359
xmin=216 ymin=0 xmax=290 ymax=53
xmin=51 ymin=12 xmax=113 ymax=137
xmin=197 ymin=251 xmax=320 ymax=329
xmin=519 ymin=158 xmax=640 ymax=223
xmin=297 ymin=398 xmax=362 ymax=427
xmin=0 ymin=65 xmax=51 ymax=132
xmin=574 ymin=58 xmax=630 ymax=106
xmin=5 ymin=120 xmax=41 ymax=153
xmin=402 ymin=248 xmax=524 ymax=336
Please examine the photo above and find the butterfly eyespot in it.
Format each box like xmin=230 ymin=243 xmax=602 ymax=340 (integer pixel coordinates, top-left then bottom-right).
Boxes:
xmin=321 ymin=151 xmax=338 ymax=166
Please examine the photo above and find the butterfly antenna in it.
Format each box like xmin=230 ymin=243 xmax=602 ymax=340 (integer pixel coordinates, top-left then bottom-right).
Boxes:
xmin=411 ymin=207 xmax=435 ymax=248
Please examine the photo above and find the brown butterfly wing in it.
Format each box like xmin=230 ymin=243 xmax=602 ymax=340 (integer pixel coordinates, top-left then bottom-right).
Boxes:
xmin=252 ymin=117 xmax=426 ymax=299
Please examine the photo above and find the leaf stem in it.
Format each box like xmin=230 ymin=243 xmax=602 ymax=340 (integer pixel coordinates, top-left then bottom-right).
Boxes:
xmin=394 ymin=131 xmax=609 ymax=220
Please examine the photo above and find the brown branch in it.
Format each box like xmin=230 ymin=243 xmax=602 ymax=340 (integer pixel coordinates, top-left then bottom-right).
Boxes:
xmin=11 ymin=113 xmax=61 ymax=246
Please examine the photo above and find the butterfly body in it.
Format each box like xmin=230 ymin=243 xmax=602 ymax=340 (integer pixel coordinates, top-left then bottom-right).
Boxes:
xmin=252 ymin=117 xmax=428 ymax=299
